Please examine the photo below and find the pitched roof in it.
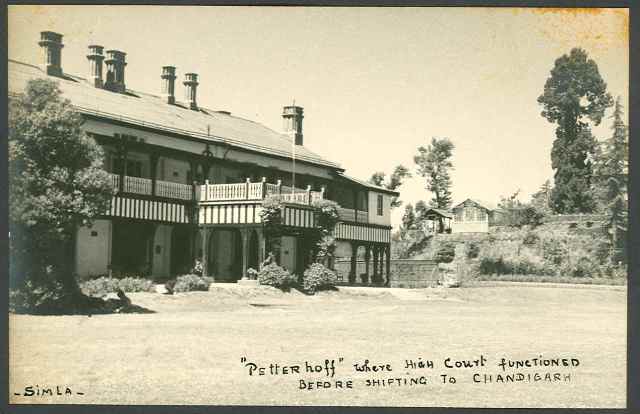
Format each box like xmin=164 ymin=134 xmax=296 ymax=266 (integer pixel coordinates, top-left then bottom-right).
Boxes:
xmin=337 ymin=173 xmax=401 ymax=196
xmin=7 ymin=59 xmax=341 ymax=170
xmin=452 ymin=198 xmax=498 ymax=211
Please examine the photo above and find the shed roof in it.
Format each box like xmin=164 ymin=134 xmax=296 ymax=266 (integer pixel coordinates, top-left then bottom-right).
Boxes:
xmin=424 ymin=208 xmax=453 ymax=219
xmin=8 ymin=59 xmax=341 ymax=170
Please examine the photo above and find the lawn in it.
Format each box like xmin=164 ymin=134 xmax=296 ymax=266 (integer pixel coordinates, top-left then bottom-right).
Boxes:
xmin=9 ymin=284 xmax=626 ymax=407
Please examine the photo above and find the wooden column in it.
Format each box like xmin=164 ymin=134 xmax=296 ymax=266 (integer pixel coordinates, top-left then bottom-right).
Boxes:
xmin=150 ymin=153 xmax=159 ymax=196
xmin=385 ymin=244 xmax=391 ymax=286
xmin=372 ymin=246 xmax=379 ymax=280
xmin=364 ymin=245 xmax=371 ymax=279
xmin=256 ymin=227 xmax=266 ymax=271
xmin=201 ymin=227 xmax=210 ymax=278
xmin=240 ymin=228 xmax=249 ymax=280
xmin=379 ymin=245 xmax=385 ymax=279
xmin=349 ymin=241 xmax=358 ymax=284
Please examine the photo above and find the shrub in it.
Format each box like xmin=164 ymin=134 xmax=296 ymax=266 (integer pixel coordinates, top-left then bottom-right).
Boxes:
xmin=466 ymin=242 xmax=480 ymax=259
xmin=173 ymin=274 xmax=211 ymax=292
xmin=303 ymin=263 xmax=338 ymax=294
xmin=80 ymin=277 xmax=155 ymax=296
xmin=258 ymin=263 xmax=297 ymax=290
xmin=435 ymin=243 xmax=455 ymax=263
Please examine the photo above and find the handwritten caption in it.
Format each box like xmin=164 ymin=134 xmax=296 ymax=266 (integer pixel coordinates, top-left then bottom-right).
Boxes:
xmin=240 ymin=355 xmax=580 ymax=390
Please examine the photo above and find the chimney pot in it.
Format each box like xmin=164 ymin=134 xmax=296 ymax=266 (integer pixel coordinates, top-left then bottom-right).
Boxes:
xmin=38 ymin=31 xmax=64 ymax=77
xmin=282 ymin=105 xmax=304 ymax=145
xmin=104 ymin=50 xmax=127 ymax=93
xmin=161 ymin=66 xmax=177 ymax=104
xmin=87 ymin=45 xmax=104 ymax=88
xmin=183 ymin=73 xmax=199 ymax=110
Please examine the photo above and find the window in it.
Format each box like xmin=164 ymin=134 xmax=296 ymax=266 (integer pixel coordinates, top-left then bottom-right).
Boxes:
xmin=112 ymin=158 xmax=143 ymax=177
xmin=454 ymin=209 xmax=463 ymax=222
xmin=376 ymin=194 xmax=383 ymax=216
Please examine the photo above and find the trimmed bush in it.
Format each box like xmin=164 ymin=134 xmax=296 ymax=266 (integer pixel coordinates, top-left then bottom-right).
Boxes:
xmin=466 ymin=242 xmax=480 ymax=259
xmin=172 ymin=274 xmax=212 ymax=292
xmin=258 ymin=263 xmax=297 ymax=290
xmin=435 ymin=243 xmax=455 ymax=263
xmin=303 ymin=263 xmax=338 ymax=294
xmin=80 ymin=277 xmax=155 ymax=296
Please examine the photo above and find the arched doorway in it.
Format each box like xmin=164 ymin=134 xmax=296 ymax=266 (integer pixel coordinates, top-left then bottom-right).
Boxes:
xmin=171 ymin=225 xmax=192 ymax=276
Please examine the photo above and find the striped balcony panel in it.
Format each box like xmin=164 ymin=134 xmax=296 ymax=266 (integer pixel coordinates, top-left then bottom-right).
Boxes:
xmin=199 ymin=203 xmax=263 ymax=225
xmin=106 ymin=195 xmax=192 ymax=224
xmin=334 ymin=222 xmax=391 ymax=243
xmin=281 ymin=205 xmax=316 ymax=228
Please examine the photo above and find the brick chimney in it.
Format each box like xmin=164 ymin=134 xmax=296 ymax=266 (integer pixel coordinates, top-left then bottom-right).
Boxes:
xmin=87 ymin=45 xmax=104 ymax=88
xmin=183 ymin=73 xmax=199 ymax=110
xmin=104 ymin=50 xmax=127 ymax=93
xmin=161 ymin=66 xmax=176 ymax=104
xmin=282 ymin=105 xmax=304 ymax=145
xmin=38 ymin=31 xmax=64 ymax=77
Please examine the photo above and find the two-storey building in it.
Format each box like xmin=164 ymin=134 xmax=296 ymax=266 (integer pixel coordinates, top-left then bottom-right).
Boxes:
xmin=8 ymin=31 xmax=398 ymax=284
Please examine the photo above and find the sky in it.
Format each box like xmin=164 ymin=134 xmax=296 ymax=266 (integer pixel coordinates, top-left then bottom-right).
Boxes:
xmin=8 ymin=6 xmax=629 ymax=228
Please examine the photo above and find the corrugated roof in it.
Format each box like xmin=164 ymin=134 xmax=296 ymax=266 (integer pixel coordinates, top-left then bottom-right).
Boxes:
xmin=337 ymin=173 xmax=400 ymax=196
xmin=7 ymin=59 xmax=341 ymax=170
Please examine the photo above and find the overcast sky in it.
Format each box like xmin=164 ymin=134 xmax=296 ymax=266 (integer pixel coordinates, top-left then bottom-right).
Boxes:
xmin=8 ymin=6 xmax=629 ymax=227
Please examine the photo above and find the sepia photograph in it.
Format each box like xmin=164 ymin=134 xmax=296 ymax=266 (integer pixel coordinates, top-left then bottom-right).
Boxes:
xmin=6 ymin=4 xmax=632 ymax=409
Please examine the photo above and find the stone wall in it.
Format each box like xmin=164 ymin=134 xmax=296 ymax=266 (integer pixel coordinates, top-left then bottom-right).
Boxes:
xmin=334 ymin=259 xmax=440 ymax=288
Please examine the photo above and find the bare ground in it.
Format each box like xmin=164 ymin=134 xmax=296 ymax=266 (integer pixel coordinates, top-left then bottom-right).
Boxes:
xmin=9 ymin=284 xmax=626 ymax=407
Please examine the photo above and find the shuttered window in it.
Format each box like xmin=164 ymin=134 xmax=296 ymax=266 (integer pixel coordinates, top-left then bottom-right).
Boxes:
xmin=377 ymin=194 xmax=383 ymax=216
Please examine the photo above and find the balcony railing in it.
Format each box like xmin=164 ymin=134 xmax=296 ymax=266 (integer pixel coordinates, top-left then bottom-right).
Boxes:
xmin=109 ymin=173 xmax=193 ymax=201
xmin=336 ymin=206 xmax=369 ymax=223
xmin=156 ymin=180 xmax=193 ymax=200
xmin=199 ymin=179 xmax=324 ymax=206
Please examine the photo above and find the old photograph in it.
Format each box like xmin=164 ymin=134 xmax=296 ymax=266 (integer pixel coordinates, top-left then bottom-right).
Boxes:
xmin=7 ymin=5 xmax=630 ymax=408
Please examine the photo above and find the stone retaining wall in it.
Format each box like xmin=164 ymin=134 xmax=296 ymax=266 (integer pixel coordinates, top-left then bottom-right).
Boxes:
xmin=334 ymin=259 xmax=440 ymax=288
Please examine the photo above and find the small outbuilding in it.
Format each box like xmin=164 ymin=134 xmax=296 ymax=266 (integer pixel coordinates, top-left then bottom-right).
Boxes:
xmin=451 ymin=199 xmax=499 ymax=233
xmin=422 ymin=208 xmax=453 ymax=234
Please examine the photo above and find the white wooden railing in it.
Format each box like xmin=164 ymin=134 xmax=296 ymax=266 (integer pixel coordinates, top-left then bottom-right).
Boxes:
xmin=156 ymin=180 xmax=193 ymax=200
xmin=123 ymin=176 xmax=152 ymax=195
xmin=199 ymin=178 xmax=324 ymax=206
xmin=109 ymin=173 xmax=192 ymax=200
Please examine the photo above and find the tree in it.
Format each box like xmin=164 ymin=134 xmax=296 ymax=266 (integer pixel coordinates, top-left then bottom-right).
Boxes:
xmin=593 ymin=96 xmax=628 ymax=262
xmin=9 ymin=79 xmax=114 ymax=299
xmin=368 ymin=165 xmax=411 ymax=208
xmin=531 ymin=180 xmax=553 ymax=214
xmin=401 ymin=204 xmax=416 ymax=231
xmin=538 ymin=48 xmax=613 ymax=213
xmin=414 ymin=137 xmax=454 ymax=209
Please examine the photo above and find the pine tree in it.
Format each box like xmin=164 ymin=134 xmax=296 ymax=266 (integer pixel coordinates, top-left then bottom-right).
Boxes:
xmin=594 ymin=97 xmax=628 ymax=262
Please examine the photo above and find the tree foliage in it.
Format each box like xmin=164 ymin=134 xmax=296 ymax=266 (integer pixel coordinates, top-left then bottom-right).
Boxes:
xmin=592 ymin=97 xmax=628 ymax=261
xmin=537 ymin=48 xmax=613 ymax=213
xmin=368 ymin=165 xmax=411 ymax=208
xmin=531 ymin=180 xmax=553 ymax=214
xmin=9 ymin=79 xmax=114 ymax=294
xmin=414 ymin=137 xmax=454 ymax=209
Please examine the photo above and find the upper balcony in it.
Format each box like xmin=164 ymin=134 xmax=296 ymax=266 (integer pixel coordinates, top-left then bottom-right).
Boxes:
xmin=198 ymin=179 xmax=324 ymax=206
